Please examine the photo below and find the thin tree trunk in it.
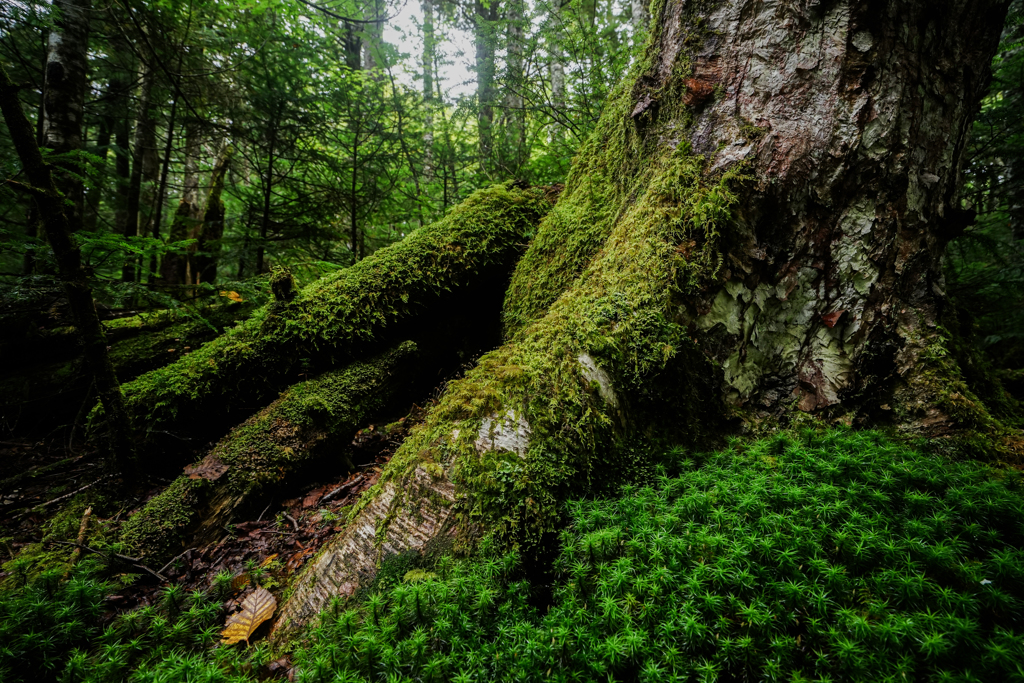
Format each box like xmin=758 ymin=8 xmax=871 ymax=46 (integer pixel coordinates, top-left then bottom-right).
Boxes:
xmin=504 ymin=0 xmax=527 ymax=176
xmin=548 ymin=0 xmax=566 ymax=142
xmin=82 ymin=115 xmax=110 ymax=233
xmin=148 ymin=88 xmax=179 ymax=285
xmin=256 ymin=123 xmax=277 ymax=275
xmin=630 ymin=0 xmax=650 ymax=48
xmin=123 ymin=65 xmax=155 ymax=283
xmin=111 ymin=77 xmax=131 ymax=239
xmin=192 ymin=145 xmax=231 ymax=285
xmin=1 ymin=64 xmax=136 ymax=476
xmin=422 ymin=0 xmax=435 ymax=183
xmin=22 ymin=54 xmax=46 ymax=276
xmin=474 ymin=0 xmax=499 ymax=178
xmin=160 ymin=113 xmax=198 ymax=288
xmin=42 ymin=0 xmax=91 ymax=234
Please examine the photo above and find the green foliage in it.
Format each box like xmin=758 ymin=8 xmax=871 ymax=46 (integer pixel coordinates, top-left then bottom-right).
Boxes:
xmin=296 ymin=430 xmax=1024 ymax=683
xmin=7 ymin=431 xmax=1024 ymax=681
xmin=950 ymin=1 xmax=1024 ymax=371
xmin=0 ymin=559 xmax=267 ymax=683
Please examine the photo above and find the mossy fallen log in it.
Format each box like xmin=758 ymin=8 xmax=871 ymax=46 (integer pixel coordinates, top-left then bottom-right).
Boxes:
xmin=115 ymin=183 xmax=552 ymax=442
xmin=121 ymin=341 xmax=423 ymax=559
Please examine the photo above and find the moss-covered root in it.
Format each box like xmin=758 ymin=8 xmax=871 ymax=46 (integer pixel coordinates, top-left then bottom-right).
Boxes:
xmin=116 ymin=183 xmax=552 ymax=441
xmin=275 ymin=131 xmax=734 ymax=636
xmin=120 ymin=341 xmax=421 ymax=560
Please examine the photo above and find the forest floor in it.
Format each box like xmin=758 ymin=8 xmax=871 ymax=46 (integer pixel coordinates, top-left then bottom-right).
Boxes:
xmin=0 ymin=400 xmax=430 ymax=679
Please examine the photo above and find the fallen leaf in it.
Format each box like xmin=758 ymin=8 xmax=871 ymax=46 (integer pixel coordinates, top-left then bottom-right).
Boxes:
xmin=231 ymin=573 xmax=250 ymax=591
xmin=260 ymin=554 xmax=278 ymax=568
xmin=221 ymin=586 xmax=276 ymax=645
xmin=184 ymin=458 xmax=229 ymax=481
xmin=220 ymin=290 xmax=244 ymax=303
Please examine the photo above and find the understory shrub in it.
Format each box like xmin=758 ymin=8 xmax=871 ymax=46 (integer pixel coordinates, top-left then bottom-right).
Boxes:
xmin=4 ymin=429 xmax=1024 ymax=682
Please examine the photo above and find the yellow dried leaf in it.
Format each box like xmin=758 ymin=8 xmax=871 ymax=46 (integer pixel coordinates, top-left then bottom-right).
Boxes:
xmin=231 ymin=573 xmax=250 ymax=591
xmin=221 ymin=586 xmax=276 ymax=645
xmin=260 ymin=554 xmax=278 ymax=568
xmin=219 ymin=290 xmax=244 ymax=303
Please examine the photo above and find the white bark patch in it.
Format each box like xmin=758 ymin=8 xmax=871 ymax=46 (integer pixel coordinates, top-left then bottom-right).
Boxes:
xmin=852 ymin=31 xmax=874 ymax=52
xmin=474 ymin=411 xmax=531 ymax=458
xmin=273 ymin=464 xmax=456 ymax=636
xmin=578 ymin=353 xmax=620 ymax=409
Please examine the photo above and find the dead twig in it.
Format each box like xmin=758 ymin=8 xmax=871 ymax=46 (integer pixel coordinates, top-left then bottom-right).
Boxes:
xmin=284 ymin=514 xmax=299 ymax=532
xmin=68 ymin=506 xmax=92 ymax=567
xmin=47 ymin=541 xmax=168 ymax=582
xmin=158 ymin=549 xmax=190 ymax=576
xmin=14 ymin=475 xmax=111 ymax=519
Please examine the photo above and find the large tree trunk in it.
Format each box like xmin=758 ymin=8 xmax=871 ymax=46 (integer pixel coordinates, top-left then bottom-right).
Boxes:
xmin=275 ymin=0 xmax=1015 ymax=634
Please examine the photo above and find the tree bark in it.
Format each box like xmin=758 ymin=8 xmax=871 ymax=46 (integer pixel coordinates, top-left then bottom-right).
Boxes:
xmin=191 ymin=144 xmax=231 ymax=285
xmin=422 ymin=0 xmax=435 ymax=184
xmin=121 ymin=341 xmax=424 ymax=559
xmin=474 ymin=0 xmax=499 ymax=178
xmin=148 ymin=87 xmax=180 ymax=285
xmin=548 ymin=0 xmax=566 ymax=143
xmin=630 ymin=0 xmax=650 ymax=49
xmin=1 ymin=64 xmax=137 ymax=476
xmin=502 ymin=0 xmax=527 ymax=176
xmin=111 ymin=78 xmax=132 ymax=240
xmin=42 ymin=0 xmax=91 ymax=234
xmin=123 ymin=65 xmax=156 ymax=283
xmin=275 ymin=0 xmax=1016 ymax=633
xmin=161 ymin=117 xmax=200 ymax=288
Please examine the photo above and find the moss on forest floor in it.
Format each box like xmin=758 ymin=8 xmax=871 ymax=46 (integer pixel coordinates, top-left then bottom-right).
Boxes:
xmin=4 ymin=429 xmax=1024 ymax=682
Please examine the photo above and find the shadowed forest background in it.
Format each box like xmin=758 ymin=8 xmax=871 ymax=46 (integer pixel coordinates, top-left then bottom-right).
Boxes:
xmin=2 ymin=0 xmax=1024 ymax=680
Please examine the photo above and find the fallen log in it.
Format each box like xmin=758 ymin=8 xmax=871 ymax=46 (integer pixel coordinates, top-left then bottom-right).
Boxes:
xmin=121 ymin=341 xmax=424 ymax=560
xmin=113 ymin=183 xmax=552 ymax=442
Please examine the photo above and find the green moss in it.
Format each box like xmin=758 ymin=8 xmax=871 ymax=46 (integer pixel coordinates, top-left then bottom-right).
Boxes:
xmin=2 ymin=493 xmax=116 ymax=587
xmin=119 ymin=477 xmax=208 ymax=559
xmin=115 ymin=183 xmax=552 ymax=435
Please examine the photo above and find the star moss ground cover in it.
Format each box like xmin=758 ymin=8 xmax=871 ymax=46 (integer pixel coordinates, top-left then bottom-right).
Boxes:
xmin=4 ymin=429 xmax=1024 ymax=682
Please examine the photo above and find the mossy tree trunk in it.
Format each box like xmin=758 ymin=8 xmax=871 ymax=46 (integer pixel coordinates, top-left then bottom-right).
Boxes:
xmin=275 ymin=0 xmax=1015 ymax=632
xmin=121 ymin=342 xmax=425 ymax=559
